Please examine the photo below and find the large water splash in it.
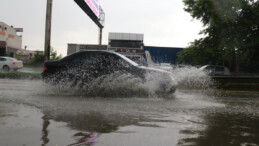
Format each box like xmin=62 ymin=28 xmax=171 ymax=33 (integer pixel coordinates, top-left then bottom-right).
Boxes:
xmin=154 ymin=64 xmax=214 ymax=90
xmin=170 ymin=65 xmax=214 ymax=89
xmin=43 ymin=71 xmax=176 ymax=98
xmin=43 ymin=64 xmax=214 ymax=97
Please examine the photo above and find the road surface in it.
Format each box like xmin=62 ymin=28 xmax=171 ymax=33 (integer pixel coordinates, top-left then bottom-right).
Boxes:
xmin=0 ymin=79 xmax=259 ymax=146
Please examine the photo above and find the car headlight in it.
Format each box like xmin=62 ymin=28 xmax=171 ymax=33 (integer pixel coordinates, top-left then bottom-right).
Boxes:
xmin=170 ymin=75 xmax=176 ymax=82
xmin=170 ymin=75 xmax=178 ymax=85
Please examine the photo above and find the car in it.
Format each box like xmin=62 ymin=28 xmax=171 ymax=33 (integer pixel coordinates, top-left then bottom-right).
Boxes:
xmin=199 ymin=65 xmax=231 ymax=76
xmin=42 ymin=50 xmax=178 ymax=94
xmin=0 ymin=56 xmax=23 ymax=72
xmin=159 ymin=63 xmax=172 ymax=71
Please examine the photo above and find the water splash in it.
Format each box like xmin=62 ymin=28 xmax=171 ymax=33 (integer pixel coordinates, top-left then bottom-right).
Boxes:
xmin=43 ymin=71 xmax=176 ymax=98
xmin=43 ymin=65 xmax=214 ymax=97
xmin=153 ymin=64 xmax=214 ymax=90
xmin=171 ymin=65 xmax=214 ymax=89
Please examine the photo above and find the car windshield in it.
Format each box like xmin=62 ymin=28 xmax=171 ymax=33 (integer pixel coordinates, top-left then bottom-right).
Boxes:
xmin=113 ymin=52 xmax=139 ymax=67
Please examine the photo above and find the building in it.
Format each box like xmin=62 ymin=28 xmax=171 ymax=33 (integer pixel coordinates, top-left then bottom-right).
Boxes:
xmin=0 ymin=21 xmax=23 ymax=57
xmin=67 ymin=32 xmax=183 ymax=65
xmin=107 ymin=32 xmax=145 ymax=63
xmin=143 ymin=46 xmax=183 ymax=64
xmin=67 ymin=44 xmax=107 ymax=55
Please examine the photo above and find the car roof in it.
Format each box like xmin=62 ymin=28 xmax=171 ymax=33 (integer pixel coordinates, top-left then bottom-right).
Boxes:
xmin=68 ymin=50 xmax=139 ymax=66
xmin=201 ymin=65 xmax=226 ymax=67
xmin=0 ymin=56 xmax=14 ymax=59
xmin=200 ymin=65 xmax=229 ymax=70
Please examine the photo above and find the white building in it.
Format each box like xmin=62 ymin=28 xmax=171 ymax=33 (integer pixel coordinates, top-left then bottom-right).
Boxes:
xmin=0 ymin=21 xmax=23 ymax=57
xmin=108 ymin=32 xmax=145 ymax=64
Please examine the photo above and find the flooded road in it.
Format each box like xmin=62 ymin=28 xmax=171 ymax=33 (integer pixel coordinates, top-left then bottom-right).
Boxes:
xmin=0 ymin=79 xmax=259 ymax=146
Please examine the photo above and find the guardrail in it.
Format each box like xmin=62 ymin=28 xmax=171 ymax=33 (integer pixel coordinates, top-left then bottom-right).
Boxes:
xmin=212 ymin=76 xmax=259 ymax=83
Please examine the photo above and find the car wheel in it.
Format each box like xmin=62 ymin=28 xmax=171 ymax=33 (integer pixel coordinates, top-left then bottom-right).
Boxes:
xmin=3 ymin=65 xmax=10 ymax=72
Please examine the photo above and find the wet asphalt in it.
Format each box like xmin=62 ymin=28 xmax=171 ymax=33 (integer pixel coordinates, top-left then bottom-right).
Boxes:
xmin=0 ymin=79 xmax=259 ymax=146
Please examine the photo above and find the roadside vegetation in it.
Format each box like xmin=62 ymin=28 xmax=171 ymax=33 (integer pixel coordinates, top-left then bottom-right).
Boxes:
xmin=178 ymin=0 xmax=259 ymax=73
xmin=23 ymin=48 xmax=62 ymax=66
xmin=0 ymin=72 xmax=41 ymax=80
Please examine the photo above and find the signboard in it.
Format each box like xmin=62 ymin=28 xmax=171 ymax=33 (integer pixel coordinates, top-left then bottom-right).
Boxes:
xmin=109 ymin=47 xmax=144 ymax=55
xmin=80 ymin=44 xmax=107 ymax=50
xmin=14 ymin=28 xmax=23 ymax=32
xmin=74 ymin=0 xmax=104 ymax=28
xmin=84 ymin=0 xmax=99 ymax=18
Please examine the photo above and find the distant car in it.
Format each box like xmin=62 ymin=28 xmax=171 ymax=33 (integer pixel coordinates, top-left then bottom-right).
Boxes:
xmin=199 ymin=65 xmax=231 ymax=76
xmin=159 ymin=63 xmax=172 ymax=71
xmin=0 ymin=56 xmax=23 ymax=72
xmin=42 ymin=50 xmax=178 ymax=94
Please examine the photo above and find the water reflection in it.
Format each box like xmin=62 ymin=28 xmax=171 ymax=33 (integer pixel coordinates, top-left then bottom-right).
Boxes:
xmin=69 ymin=132 xmax=98 ymax=146
xmin=40 ymin=109 xmax=178 ymax=145
xmin=179 ymin=113 xmax=259 ymax=146
xmin=178 ymin=96 xmax=259 ymax=146
xmin=41 ymin=110 xmax=161 ymax=133
xmin=41 ymin=115 xmax=50 ymax=146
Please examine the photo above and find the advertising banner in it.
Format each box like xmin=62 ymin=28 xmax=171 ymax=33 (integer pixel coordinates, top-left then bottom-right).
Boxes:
xmin=85 ymin=0 xmax=99 ymax=18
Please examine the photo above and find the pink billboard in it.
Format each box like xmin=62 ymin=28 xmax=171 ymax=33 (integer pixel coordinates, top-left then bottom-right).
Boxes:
xmin=85 ymin=0 xmax=99 ymax=18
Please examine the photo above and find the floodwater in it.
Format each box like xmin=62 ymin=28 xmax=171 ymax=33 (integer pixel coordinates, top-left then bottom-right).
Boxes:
xmin=0 ymin=78 xmax=259 ymax=146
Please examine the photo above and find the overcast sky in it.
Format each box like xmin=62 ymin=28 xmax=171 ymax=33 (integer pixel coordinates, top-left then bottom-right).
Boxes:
xmin=0 ymin=0 xmax=203 ymax=56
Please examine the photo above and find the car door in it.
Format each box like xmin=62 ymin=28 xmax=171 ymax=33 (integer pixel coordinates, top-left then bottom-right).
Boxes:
xmin=215 ymin=66 xmax=224 ymax=75
xmin=98 ymin=52 xmax=133 ymax=74
xmin=0 ymin=57 xmax=6 ymax=69
xmin=96 ymin=52 xmax=120 ymax=75
xmin=67 ymin=52 xmax=101 ymax=81
xmin=205 ymin=65 xmax=215 ymax=75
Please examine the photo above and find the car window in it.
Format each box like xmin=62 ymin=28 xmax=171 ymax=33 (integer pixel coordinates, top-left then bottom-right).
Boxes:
xmin=0 ymin=58 xmax=6 ymax=61
xmin=81 ymin=54 xmax=99 ymax=65
xmin=103 ymin=53 xmax=131 ymax=68
xmin=215 ymin=66 xmax=224 ymax=72
xmin=115 ymin=53 xmax=139 ymax=66
xmin=205 ymin=66 xmax=214 ymax=71
xmin=62 ymin=52 xmax=98 ymax=65
xmin=98 ymin=53 xmax=119 ymax=67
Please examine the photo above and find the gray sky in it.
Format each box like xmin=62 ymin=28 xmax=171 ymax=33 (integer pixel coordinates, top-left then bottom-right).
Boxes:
xmin=0 ymin=0 xmax=203 ymax=56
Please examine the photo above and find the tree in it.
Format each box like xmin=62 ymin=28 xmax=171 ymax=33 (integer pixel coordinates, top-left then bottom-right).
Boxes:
xmin=178 ymin=0 xmax=259 ymax=72
xmin=50 ymin=48 xmax=62 ymax=60
xmin=30 ymin=48 xmax=62 ymax=64
xmin=31 ymin=51 xmax=44 ymax=64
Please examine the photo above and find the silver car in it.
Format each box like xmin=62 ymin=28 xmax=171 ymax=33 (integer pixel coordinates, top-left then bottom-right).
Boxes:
xmin=200 ymin=65 xmax=231 ymax=76
xmin=0 ymin=57 xmax=23 ymax=72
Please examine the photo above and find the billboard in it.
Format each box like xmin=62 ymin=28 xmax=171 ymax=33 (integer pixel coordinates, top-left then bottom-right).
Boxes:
xmin=14 ymin=28 xmax=23 ymax=32
xmin=74 ymin=0 xmax=104 ymax=28
xmin=85 ymin=0 xmax=99 ymax=18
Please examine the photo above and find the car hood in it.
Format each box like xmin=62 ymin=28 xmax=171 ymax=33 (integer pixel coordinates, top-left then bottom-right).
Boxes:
xmin=138 ymin=66 xmax=172 ymax=74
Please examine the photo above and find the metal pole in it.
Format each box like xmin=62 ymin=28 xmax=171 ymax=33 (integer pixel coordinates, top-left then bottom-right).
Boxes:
xmin=5 ymin=38 xmax=8 ymax=56
xmin=44 ymin=0 xmax=53 ymax=61
xmin=98 ymin=27 xmax=102 ymax=50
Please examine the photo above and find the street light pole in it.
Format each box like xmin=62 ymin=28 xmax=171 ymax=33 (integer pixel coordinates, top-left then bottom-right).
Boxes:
xmin=44 ymin=0 xmax=53 ymax=61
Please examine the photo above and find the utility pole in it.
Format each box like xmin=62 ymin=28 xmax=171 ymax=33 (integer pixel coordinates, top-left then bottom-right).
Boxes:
xmin=44 ymin=0 xmax=53 ymax=61
xmin=5 ymin=38 xmax=8 ymax=56
xmin=98 ymin=27 xmax=103 ymax=50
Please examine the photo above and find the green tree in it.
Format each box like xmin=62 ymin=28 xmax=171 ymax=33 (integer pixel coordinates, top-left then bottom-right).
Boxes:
xmin=178 ymin=0 xmax=259 ymax=72
xmin=31 ymin=51 xmax=44 ymax=64
xmin=50 ymin=48 xmax=62 ymax=60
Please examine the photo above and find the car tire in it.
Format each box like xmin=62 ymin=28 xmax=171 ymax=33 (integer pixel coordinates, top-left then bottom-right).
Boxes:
xmin=3 ymin=65 xmax=10 ymax=72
